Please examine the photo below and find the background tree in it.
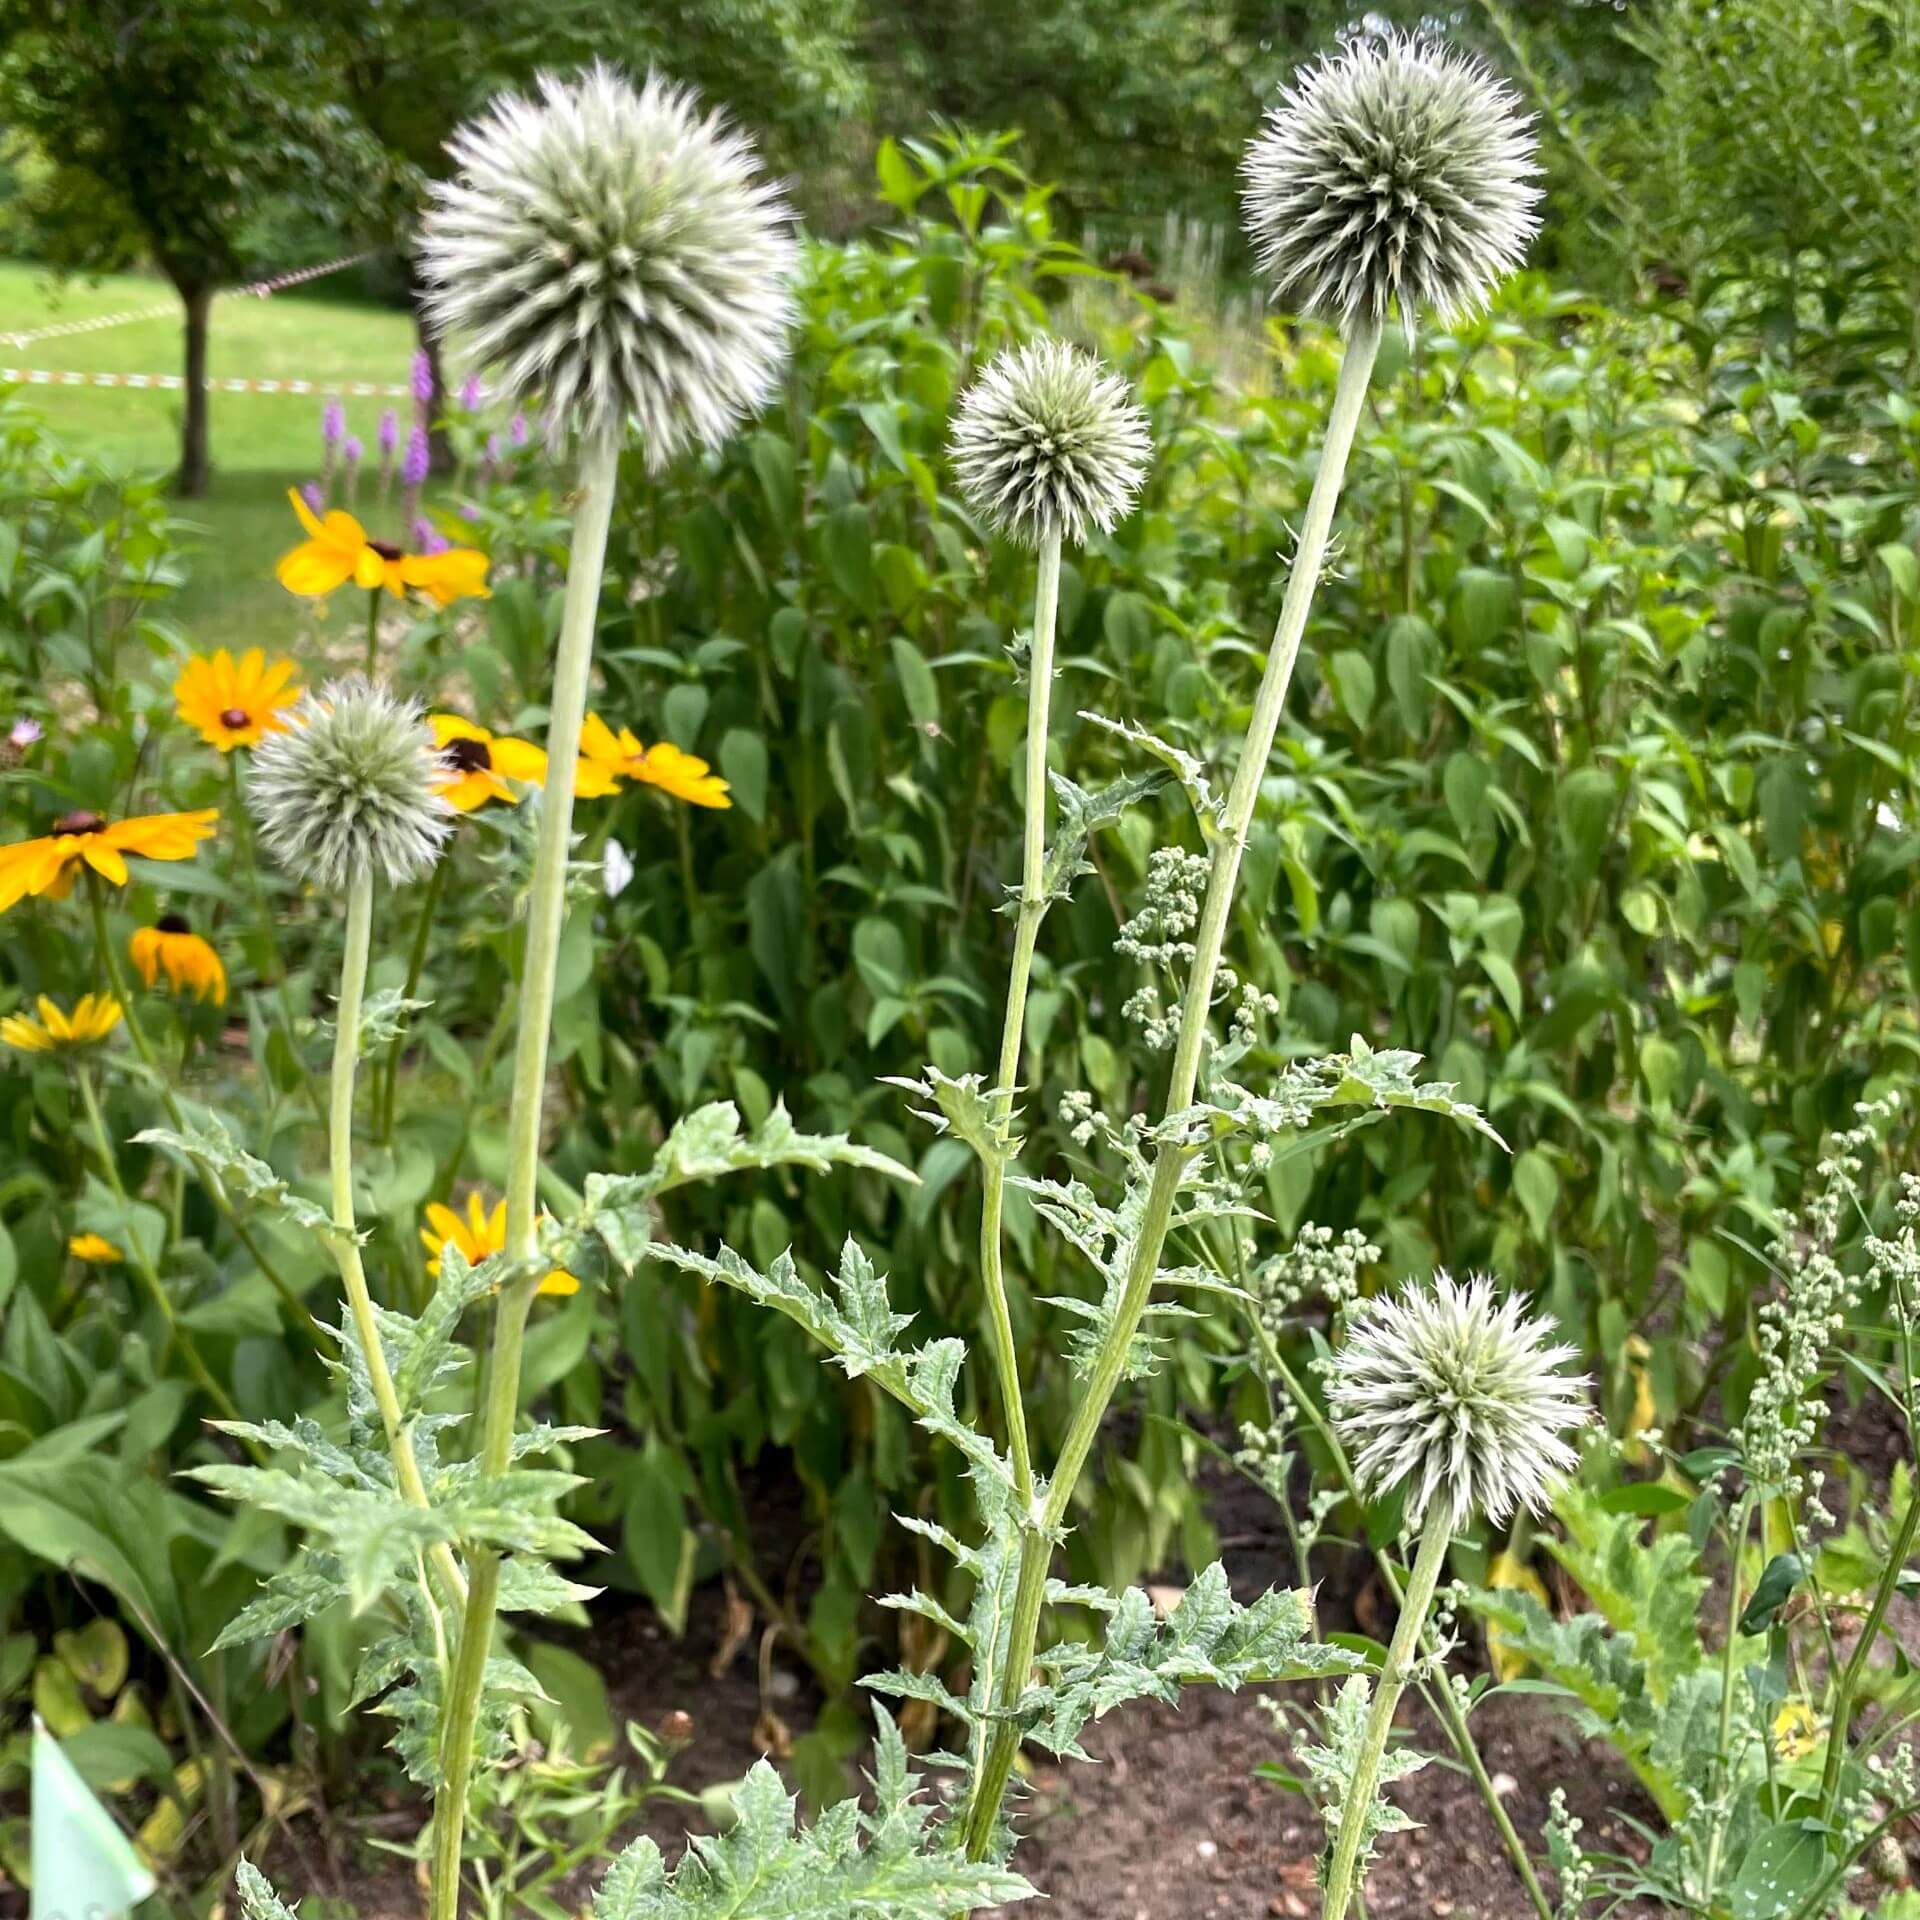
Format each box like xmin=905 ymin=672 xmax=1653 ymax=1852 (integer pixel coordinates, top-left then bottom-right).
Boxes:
xmin=0 ymin=0 xmax=360 ymax=495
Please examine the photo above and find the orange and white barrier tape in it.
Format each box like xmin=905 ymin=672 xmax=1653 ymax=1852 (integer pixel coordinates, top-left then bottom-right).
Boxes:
xmin=1 ymin=252 xmax=374 ymax=350
xmin=0 ymin=368 xmax=410 ymax=397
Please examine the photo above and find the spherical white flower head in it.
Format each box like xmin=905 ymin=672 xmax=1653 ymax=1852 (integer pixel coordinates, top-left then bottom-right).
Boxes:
xmin=951 ymin=340 xmax=1152 ymax=550
xmin=248 ymin=678 xmax=453 ymax=890
xmin=1329 ymin=1270 xmax=1588 ymax=1529
xmin=1241 ymin=33 xmax=1539 ymax=336
xmin=418 ymin=65 xmax=798 ymax=463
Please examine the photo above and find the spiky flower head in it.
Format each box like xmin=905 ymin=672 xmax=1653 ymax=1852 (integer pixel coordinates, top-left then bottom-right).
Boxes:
xmin=417 ymin=65 xmax=798 ymax=463
xmin=1241 ymin=33 xmax=1539 ymax=337
xmin=248 ymin=678 xmax=452 ymax=890
xmin=1328 ymin=1271 xmax=1588 ymax=1529
xmin=950 ymin=340 xmax=1152 ymax=550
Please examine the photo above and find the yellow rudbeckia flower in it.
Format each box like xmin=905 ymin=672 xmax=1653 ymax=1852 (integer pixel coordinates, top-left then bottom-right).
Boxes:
xmin=174 ymin=647 xmax=302 ymax=752
xmin=420 ymin=1192 xmax=578 ymax=1297
xmin=431 ymin=715 xmax=549 ymax=812
xmin=68 ymin=1233 xmax=123 ymax=1264
xmin=0 ymin=808 xmax=218 ymax=914
xmin=130 ymin=917 xmax=227 ymax=1005
xmin=1 ymin=993 xmax=123 ymax=1053
xmin=576 ymin=713 xmax=731 ymax=808
xmin=1771 ymin=1701 xmax=1822 ymax=1762
xmin=275 ymin=490 xmax=492 ymax=606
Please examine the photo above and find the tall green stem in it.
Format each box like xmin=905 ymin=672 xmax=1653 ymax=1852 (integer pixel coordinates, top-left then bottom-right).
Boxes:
xmin=365 ymin=587 xmax=382 ymax=675
xmin=429 ymin=429 xmax=621 ymax=1919
xmin=1320 ymin=1507 xmax=1453 ymax=1920
xmin=1820 ymin=1482 xmax=1920 ymax=1817
xmin=977 ymin=527 xmax=1061 ymax=1506
xmin=325 ymin=870 xmax=469 ymax=1613
xmin=960 ymin=322 xmax=1384 ymax=1857
xmin=377 ymin=850 xmax=450 ymax=1143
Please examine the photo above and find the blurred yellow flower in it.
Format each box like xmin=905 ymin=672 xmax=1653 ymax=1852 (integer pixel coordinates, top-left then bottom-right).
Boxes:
xmin=0 ymin=808 xmax=218 ymax=913
xmin=1485 ymin=1549 xmax=1551 ymax=1683
xmin=1 ymin=993 xmax=123 ymax=1053
xmin=130 ymin=918 xmax=227 ymax=1005
xmin=67 ymin=1233 xmax=123 ymax=1264
xmin=276 ymin=490 xmax=491 ymax=605
xmin=420 ymin=1192 xmax=578 ymax=1296
xmin=174 ymin=647 xmax=301 ymax=751
xmin=576 ymin=713 xmax=730 ymax=808
xmin=431 ymin=715 xmax=549 ymax=812
xmin=1772 ymin=1701 xmax=1821 ymax=1762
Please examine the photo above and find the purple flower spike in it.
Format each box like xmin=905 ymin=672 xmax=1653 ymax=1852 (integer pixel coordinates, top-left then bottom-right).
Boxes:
xmin=413 ymin=516 xmax=450 ymax=555
xmin=378 ymin=408 xmax=399 ymax=454
xmin=411 ymin=351 xmax=434 ymax=406
xmin=460 ymin=374 xmax=484 ymax=411
xmin=302 ymin=481 xmax=325 ymax=512
xmin=342 ymin=435 xmax=364 ymax=467
xmin=402 ymin=425 xmax=431 ymax=489
xmin=509 ymin=413 xmax=529 ymax=448
xmin=485 ymin=433 xmax=501 ymax=464
xmin=321 ymin=398 xmax=346 ymax=445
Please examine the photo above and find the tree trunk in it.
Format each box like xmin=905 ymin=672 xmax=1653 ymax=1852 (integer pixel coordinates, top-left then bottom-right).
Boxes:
xmin=176 ymin=282 xmax=213 ymax=497
xmin=404 ymin=253 xmax=455 ymax=478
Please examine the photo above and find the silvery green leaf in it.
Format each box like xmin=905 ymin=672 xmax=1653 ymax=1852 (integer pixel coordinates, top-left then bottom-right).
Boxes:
xmin=882 ymin=1068 xmax=1013 ymax=1163
xmin=134 ymin=1114 xmax=350 ymax=1244
xmin=1080 ymin=710 xmax=1222 ymax=828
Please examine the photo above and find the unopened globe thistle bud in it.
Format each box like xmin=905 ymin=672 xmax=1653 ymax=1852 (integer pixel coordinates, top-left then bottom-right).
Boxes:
xmin=418 ymin=65 xmax=798 ymax=464
xmin=950 ymin=340 xmax=1151 ymax=550
xmin=248 ymin=678 xmax=452 ymax=890
xmin=1329 ymin=1270 xmax=1588 ymax=1529
xmin=1242 ymin=33 xmax=1539 ymax=337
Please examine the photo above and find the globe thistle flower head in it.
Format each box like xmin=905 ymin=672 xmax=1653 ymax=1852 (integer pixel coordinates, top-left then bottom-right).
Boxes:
xmin=1329 ymin=1270 xmax=1588 ymax=1529
xmin=1241 ymin=33 xmax=1539 ymax=337
xmin=950 ymin=340 xmax=1152 ymax=550
xmin=418 ymin=64 xmax=799 ymax=464
xmin=247 ymin=678 xmax=453 ymax=891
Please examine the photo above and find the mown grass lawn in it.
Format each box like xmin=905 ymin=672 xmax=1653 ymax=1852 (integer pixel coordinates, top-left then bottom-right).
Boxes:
xmin=2 ymin=259 xmax=425 ymax=646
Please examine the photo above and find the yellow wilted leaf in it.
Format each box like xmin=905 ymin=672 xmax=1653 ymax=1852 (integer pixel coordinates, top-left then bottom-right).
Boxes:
xmin=55 ymin=1618 xmax=129 ymax=1699
xmin=137 ymin=1756 xmax=203 ymax=1863
xmin=1486 ymin=1550 xmax=1550 ymax=1682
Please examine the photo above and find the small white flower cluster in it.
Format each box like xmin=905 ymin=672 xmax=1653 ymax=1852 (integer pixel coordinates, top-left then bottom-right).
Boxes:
xmin=1543 ymin=1788 xmax=1592 ymax=1920
xmin=1229 ymin=977 xmax=1282 ymax=1053
xmin=1118 ymin=848 xmax=1211 ymax=1050
xmin=1254 ymin=1221 xmax=1380 ymax=1342
xmin=1739 ymin=1098 xmax=1895 ymax=1495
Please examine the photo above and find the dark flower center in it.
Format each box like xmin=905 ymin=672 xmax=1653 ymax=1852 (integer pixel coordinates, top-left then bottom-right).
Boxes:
xmin=157 ymin=913 xmax=191 ymax=935
xmin=51 ymin=809 xmax=105 ymax=836
xmin=442 ymin=737 xmax=493 ymax=774
xmin=366 ymin=538 xmax=404 ymax=560
xmin=220 ymin=706 xmax=251 ymax=730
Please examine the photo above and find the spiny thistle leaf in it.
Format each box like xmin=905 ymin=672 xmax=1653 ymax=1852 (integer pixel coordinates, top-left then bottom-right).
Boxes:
xmin=589 ymin=1732 xmax=1034 ymax=1918
xmin=1298 ymin=1675 xmax=1431 ymax=1872
xmin=1079 ymin=711 xmax=1223 ymax=829
xmin=1027 ymin=767 xmax=1166 ymax=910
xmin=134 ymin=1113 xmax=347 ymax=1245
xmin=882 ymin=1068 xmax=1014 ymax=1164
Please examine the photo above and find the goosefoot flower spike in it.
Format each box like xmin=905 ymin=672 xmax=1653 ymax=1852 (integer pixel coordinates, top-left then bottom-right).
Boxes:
xmin=417 ymin=64 xmax=799 ymax=460
xmin=1241 ymin=32 xmax=1539 ymax=335
xmin=1329 ymin=1270 xmax=1589 ymax=1529
xmin=951 ymin=339 xmax=1151 ymax=550
xmin=247 ymin=678 xmax=453 ymax=891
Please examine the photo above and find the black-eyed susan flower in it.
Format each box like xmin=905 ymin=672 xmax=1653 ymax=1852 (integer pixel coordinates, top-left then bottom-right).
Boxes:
xmin=420 ymin=1192 xmax=577 ymax=1296
xmin=431 ymin=715 xmax=549 ymax=812
xmin=67 ymin=1232 xmax=122 ymax=1264
xmin=247 ymin=680 xmax=453 ymax=890
xmin=0 ymin=810 xmax=218 ymax=914
xmin=1 ymin=993 xmax=123 ymax=1053
xmin=174 ymin=648 xmax=302 ymax=752
xmin=576 ymin=713 xmax=730 ymax=808
xmin=130 ymin=916 xmax=227 ymax=1005
xmin=275 ymin=490 xmax=491 ymax=606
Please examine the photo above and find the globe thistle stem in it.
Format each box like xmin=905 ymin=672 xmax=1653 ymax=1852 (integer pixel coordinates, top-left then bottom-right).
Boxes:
xmin=1319 ymin=1505 xmax=1454 ymax=1920
xmin=978 ymin=527 xmax=1062 ymax=1506
xmin=429 ymin=429 xmax=620 ymax=1918
xmin=961 ymin=321 xmax=1385 ymax=1860
xmin=325 ymin=868 xmax=468 ymax=1614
